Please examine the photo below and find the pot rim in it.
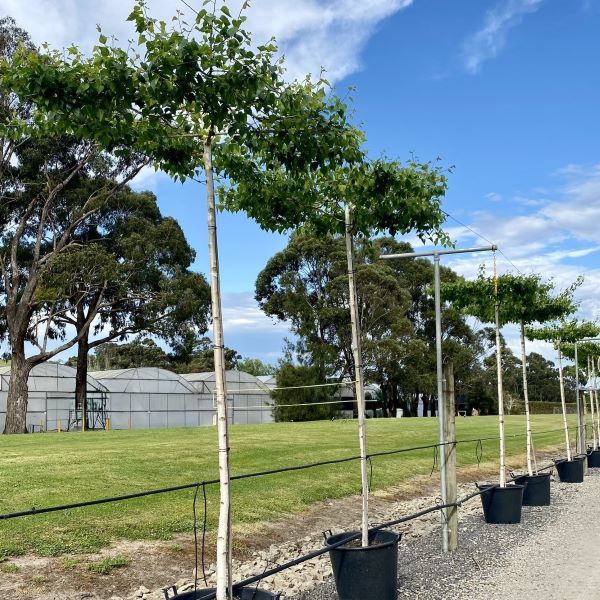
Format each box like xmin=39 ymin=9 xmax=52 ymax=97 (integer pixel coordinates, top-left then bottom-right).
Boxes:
xmin=326 ymin=529 xmax=400 ymax=552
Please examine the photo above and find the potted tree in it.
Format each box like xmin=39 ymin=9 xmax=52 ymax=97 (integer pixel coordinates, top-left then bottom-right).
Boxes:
xmin=4 ymin=3 xmax=368 ymax=598
xmin=527 ymin=320 xmax=600 ymax=483
xmin=502 ymin=276 xmax=577 ymax=506
xmin=563 ymin=342 xmax=600 ymax=467
xmin=442 ymin=266 xmax=527 ymax=523
xmin=228 ymin=159 xmax=449 ymax=598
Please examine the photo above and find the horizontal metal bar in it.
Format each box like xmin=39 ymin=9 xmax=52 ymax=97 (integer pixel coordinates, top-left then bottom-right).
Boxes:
xmin=379 ymin=245 xmax=497 ymax=260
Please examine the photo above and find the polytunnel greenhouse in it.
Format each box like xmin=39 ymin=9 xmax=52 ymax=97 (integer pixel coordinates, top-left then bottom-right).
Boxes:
xmin=0 ymin=363 xmax=108 ymax=432
xmin=182 ymin=370 xmax=274 ymax=424
xmin=90 ymin=367 xmax=214 ymax=429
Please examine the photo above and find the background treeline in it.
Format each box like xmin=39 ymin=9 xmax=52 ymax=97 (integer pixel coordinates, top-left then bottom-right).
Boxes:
xmin=70 ymin=229 xmax=577 ymax=421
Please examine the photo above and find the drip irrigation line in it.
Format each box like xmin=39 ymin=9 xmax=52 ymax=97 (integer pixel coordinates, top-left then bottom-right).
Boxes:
xmin=196 ymin=502 xmax=460 ymax=600
xmin=0 ymin=429 xmax=566 ymax=521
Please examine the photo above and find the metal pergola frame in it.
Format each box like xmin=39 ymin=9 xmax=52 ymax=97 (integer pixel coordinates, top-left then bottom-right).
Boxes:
xmin=381 ymin=244 xmax=496 ymax=552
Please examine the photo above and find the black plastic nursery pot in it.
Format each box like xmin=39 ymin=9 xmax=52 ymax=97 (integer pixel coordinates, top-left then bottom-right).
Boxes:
xmin=478 ymin=483 xmax=525 ymax=524
xmin=326 ymin=529 xmax=401 ymax=600
xmin=587 ymin=449 xmax=600 ymax=468
xmin=171 ymin=588 xmax=280 ymax=600
xmin=555 ymin=455 xmax=586 ymax=483
xmin=513 ymin=473 xmax=551 ymax=506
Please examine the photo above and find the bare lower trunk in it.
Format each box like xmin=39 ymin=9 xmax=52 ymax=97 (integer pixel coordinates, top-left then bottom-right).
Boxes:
xmin=589 ymin=389 xmax=596 ymax=450
xmin=344 ymin=204 xmax=369 ymax=547
xmin=584 ymin=357 xmax=600 ymax=452
xmin=558 ymin=344 xmax=572 ymax=461
xmin=495 ymin=303 xmax=506 ymax=487
xmin=3 ymin=342 xmax=31 ymax=434
xmin=520 ymin=322 xmax=534 ymax=476
xmin=205 ymin=140 xmax=232 ymax=600
xmin=75 ymin=331 xmax=89 ymax=430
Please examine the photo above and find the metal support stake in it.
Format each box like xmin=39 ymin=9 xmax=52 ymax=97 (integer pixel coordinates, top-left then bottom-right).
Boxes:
xmin=575 ymin=342 xmax=585 ymax=455
xmin=434 ymin=253 xmax=448 ymax=551
xmin=381 ymin=243 xmax=496 ymax=553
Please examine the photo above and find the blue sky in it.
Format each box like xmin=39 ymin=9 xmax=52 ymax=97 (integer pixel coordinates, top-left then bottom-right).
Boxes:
xmin=3 ymin=0 xmax=600 ymax=364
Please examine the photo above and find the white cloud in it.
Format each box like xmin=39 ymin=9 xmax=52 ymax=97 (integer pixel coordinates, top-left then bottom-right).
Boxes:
xmin=439 ymin=162 xmax=600 ymax=355
xmin=463 ymin=0 xmax=544 ymax=74
xmin=129 ymin=165 xmax=169 ymax=191
xmin=221 ymin=292 xmax=289 ymax=333
xmin=0 ymin=0 xmax=413 ymax=83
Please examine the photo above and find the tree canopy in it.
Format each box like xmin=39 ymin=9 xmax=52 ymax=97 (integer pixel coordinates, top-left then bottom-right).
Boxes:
xmin=441 ymin=270 xmax=578 ymax=326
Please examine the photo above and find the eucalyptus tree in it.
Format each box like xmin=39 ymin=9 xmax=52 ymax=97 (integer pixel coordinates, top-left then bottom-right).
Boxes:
xmin=527 ymin=320 xmax=599 ymax=462
xmin=38 ymin=190 xmax=211 ymax=423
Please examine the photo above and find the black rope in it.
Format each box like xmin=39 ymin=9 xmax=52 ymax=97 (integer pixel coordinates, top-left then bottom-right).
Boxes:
xmin=430 ymin=445 xmax=439 ymax=477
xmin=475 ymin=439 xmax=483 ymax=467
xmin=192 ymin=484 xmax=199 ymax=593
xmin=201 ymin=483 xmax=208 ymax=586
xmin=0 ymin=443 xmax=442 ymax=521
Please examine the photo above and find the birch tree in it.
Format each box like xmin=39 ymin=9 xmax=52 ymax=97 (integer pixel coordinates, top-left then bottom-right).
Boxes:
xmin=527 ymin=320 xmax=599 ymax=462
xmin=442 ymin=271 xmax=577 ymax=484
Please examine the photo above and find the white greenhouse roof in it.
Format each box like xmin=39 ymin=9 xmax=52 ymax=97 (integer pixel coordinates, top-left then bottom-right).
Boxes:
xmin=182 ymin=370 xmax=270 ymax=393
xmin=0 ymin=362 xmax=108 ymax=393
xmin=89 ymin=367 xmax=198 ymax=394
xmin=257 ymin=375 xmax=276 ymax=388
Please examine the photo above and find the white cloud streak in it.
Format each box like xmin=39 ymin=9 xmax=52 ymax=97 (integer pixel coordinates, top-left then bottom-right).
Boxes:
xmin=222 ymin=292 xmax=289 ymax=333
xmin=463 ymin=0 xmax=544 ymax=74
xmin=0 ymin=0 xmax=413 ymax=83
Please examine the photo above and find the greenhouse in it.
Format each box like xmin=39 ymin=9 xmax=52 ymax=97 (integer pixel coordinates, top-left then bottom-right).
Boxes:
xmin=90 ymin=367 xmax=214 ymax=429
xmin=182 ymin=370 xmax=274 ymax=425
xmin=0 ymin=362 xmax=108 ymax=432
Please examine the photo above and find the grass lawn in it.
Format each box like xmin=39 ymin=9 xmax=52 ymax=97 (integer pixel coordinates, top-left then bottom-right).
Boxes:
xmin=0 ymin=415 xmax=575 ymax=557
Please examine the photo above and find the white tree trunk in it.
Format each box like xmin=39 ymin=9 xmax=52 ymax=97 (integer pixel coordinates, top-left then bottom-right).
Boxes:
xmin=584 ymin=357 xmax=600 ymax=452
xmin=495 ymin=303 xmax=506 ymax=487
xmin=557 ymin=344 xmax=572 ymax=462
xmin=588 ymin=356 xmax=597 ymax=451
xmin=344 ymin=204 xmax=369 ymax=547
xmin=520 ymin=322 xmax=533 ymax=476
xmin=204 ymin=141 xmax=232 ymax=600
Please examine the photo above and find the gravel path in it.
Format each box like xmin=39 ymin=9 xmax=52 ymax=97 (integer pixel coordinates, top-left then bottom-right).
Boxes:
xmin=295 ymin=469 xmax=600 ymax=600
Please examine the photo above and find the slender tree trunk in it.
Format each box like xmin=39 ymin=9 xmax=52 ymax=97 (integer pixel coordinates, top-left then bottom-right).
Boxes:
xmin=584 ymin=357 xmax=600 ymax=452
xmin=519 ymin=322 xmax=534 ymax=476
xmin=344 ymin=204 xmax=369 ymax=547
xmin=75 ymin=331 xmax=89 ymax=430
xmin=557 ymin=343 xmax=572 ymax=461
xmin=3 ymin=338 xmax=31 ymax=434
xmin=204 ymin=140 xmax=232 ymax=600
xmin=75 ymin=302 xmax=89 ymax=430
xmin=494 ymin=303 xmax=506 ymax=487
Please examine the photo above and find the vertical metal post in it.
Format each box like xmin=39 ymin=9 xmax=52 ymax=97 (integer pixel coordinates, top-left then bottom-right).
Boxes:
xmin=443 ymin=361 xmax=458 ymax=552
xmin=434 ymin=254 xmax=449 ymax=551
xmin=575 ymin=342 xmax=584 ymax=454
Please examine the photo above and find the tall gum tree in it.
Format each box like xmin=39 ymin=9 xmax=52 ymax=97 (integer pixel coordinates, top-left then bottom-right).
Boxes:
xmin=36 ymin=191 xmax=211 ymax=425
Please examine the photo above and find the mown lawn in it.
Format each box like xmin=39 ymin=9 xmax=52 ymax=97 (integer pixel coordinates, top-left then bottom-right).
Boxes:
xmin=0 ymin=415 xmax=575 ymax=557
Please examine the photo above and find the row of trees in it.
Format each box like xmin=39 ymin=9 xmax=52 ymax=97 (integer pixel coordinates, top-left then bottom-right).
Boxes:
xmin=0 ymin=2 xmax=593 ymax=593
xmin=257 ymin=231 xmax=575 ymax=421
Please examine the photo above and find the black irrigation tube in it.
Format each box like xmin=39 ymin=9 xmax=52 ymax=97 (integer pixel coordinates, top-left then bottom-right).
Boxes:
xmin=0 ymin=428 xmax=569 ymax=521
xmin=194 ymin=501 xmax=460 ymax=600
xmin=0 ymin=443 xmax=444 ymax=521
